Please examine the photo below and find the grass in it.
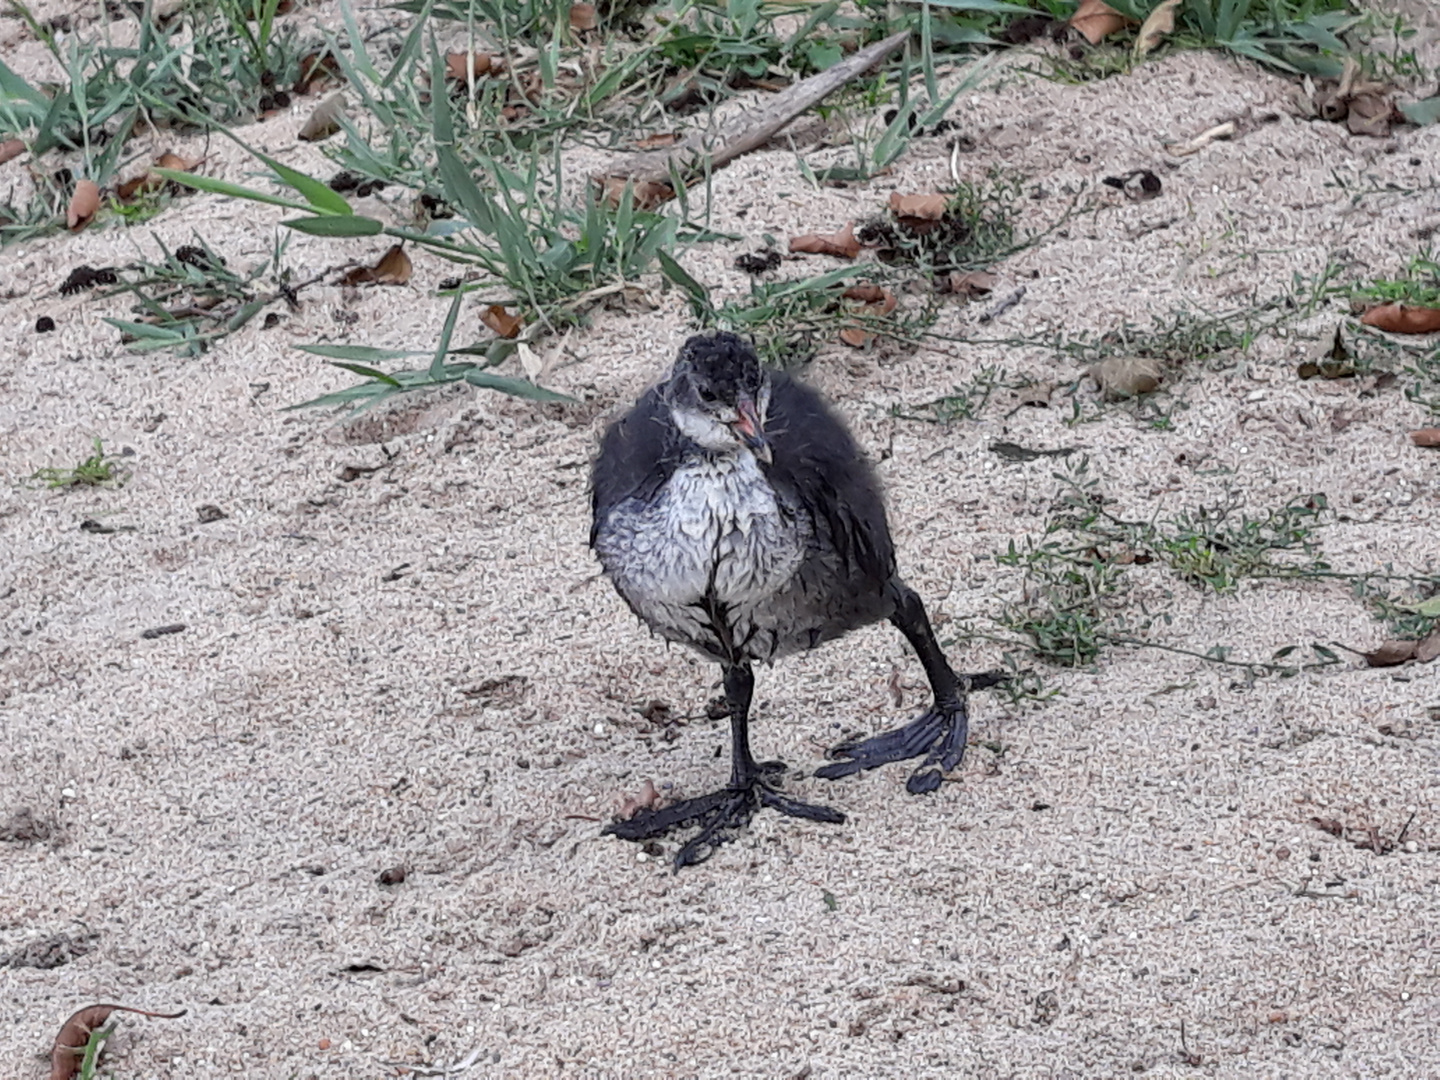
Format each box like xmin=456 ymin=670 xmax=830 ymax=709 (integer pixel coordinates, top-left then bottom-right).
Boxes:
xmin=982 ymin=456 xmax=1438 ymax=677
xmin=27 ymin=438 xmax=128 ymax=490
xmin=1350 ymin=252 xmax=1440 ymax=308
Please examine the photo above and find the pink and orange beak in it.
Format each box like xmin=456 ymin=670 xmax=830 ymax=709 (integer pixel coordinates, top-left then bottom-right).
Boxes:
xmin=732 ymin=396 xmax=771 ymax=464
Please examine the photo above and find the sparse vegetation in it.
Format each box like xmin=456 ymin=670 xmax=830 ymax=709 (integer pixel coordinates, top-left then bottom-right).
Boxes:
xmin=27 ymin=438 xmax=128 ymax=490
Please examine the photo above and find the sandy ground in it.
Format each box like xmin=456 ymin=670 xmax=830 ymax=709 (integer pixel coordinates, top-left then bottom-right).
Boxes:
xmin=4 ymin=2 xmax=1440 ymax=1077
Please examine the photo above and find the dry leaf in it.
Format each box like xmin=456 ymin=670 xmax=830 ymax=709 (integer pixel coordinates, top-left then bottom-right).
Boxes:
xmin=1135 ymin=0 xmax=1181 ymax=56
xmin=0 ymin=138 xmax=24 ymax=165
xmin=1347 ymin=92 xmax=1394 ymax=137
xmin=67 ymin=180 xmax=100 ymax=231
xmin=789 ymin=222 xmax=860 ymax=259
xmin=1411 ymin=428 xmax=1440 ymax=447
xmin=840 ymin=283 xmax=897 ymax=347
xmin=1416 ymin=628 xmax=1440 ymax=664
xmin=516 ymin=341 xmax=542 ymax=381
xmin=1364 ymin=640 xmax=1417 ymax=668
xmin=444 ymin=51 xmax=494 ymax=81
xmin=340 ymin=244 xmax=411 ymax=286
xmin=1164 ymin=121 xmax=1236 ymax=156
xmin=595 ymin=175 xmax=673 ymax=210
xmin=299 ymin=93 xmax=346 ymax=142
xmin=946 ymin=270 xmax=996 ymax=297
xmin=1360 ymin=303 xmax=1440 ymax=334
xmin=371 ymin=244 xmax=411 ymax=285
xmin=51 ymin=1004 xmax=186 ymax=1080
xmin=481 ymin=304 xmax=523 ymax=338
xmin=633 ymin=132 xmax=682 ymax=150
xmin=295 ymin=51 xmax=342 ymax=95
xmin=618 ymin=779 xmax=663 ymax=818
xmin=1070 ymin=0 xmax=1128 ymax=45
xmin=1087 ymin=356 xmax=1162 ymax=400
xmin=889 ymin=192 xmax=947 ymax=221
xmin=569 ymin=2 xmax=597 ymax=30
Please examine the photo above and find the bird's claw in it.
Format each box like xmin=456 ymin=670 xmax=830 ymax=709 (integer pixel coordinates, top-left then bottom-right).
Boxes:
xmin=815 ymin=698 xmax=971 ymax=793
xmin=604 ymin=775 xmax=843 ymax=870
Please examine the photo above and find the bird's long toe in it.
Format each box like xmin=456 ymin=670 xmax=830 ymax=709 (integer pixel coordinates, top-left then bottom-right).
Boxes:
xmin=606 ymin=778 xmax=844 ymax=869
xmin=816 ymin=700 xmax=970 ymax=793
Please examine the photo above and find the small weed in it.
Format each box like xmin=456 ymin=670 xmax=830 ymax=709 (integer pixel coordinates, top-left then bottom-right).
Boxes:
xmin=77 ymin=1020 xmax=116 ymax=1080
xmin=28 ymin=438 xmax=128 ymax=490
xmin=1350 ymin=252 xmax=1440 ymax=308
xmin=859 ymin=172 xmax=1025 ymax=278
xmin=892 ymin=365 xmax=1017 ymax=423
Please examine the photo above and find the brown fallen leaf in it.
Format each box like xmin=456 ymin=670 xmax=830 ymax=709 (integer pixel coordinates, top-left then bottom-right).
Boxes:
xmin=946 ymin=269 xmax=996 ymax=297
xmin=595 ymin=175 xmax=673 ymax=210
xmin=1070 ymin=0 xmax=1128 ymax=45
xmin=617 ymin=778 xmax=663 ymax=819
xmin=51 ymin=1004 xmax=186 ymax=1080
xmin=839 ymin=283 xmax=897 ymax=347
xmin=889 ymin=192 xmax=947 ymax=221
xmin=1415 ymin=628 xmax=1440 ymax=664
xmin=1360 ymin=302 xmax=1440 ymax=334
xmin=481 ymin=304 xmax=523 ymax=338
xmin=116 ymin=151 xmax=201 ymax=201
xmin=1411 ymin=428 xmax=1440 ymax=447
xmin=299 ymin=93 xmax=346 ymax=142
xmin=444 ymin=51 xmax=495 ymax=81
xmin=789 ymin=222 xmax=860 ymax=260
xmin=341 ymin=244 xmax=412 ymax=286
xmin=67 ymin=179 xmax=100 ymax=231
xmin=569 ymin=2 xmax=597 ymax=30
xmin=1134 ymin=0 xmax=1181 ymax=56
xmin=1364 ymin=640 xmax=1417 ymax=668
xmin=1086 ymin=356 xmax=1161 ymax=400
xmin=295 ymin=51 xmax=343 ymax=95
xmin=0 ymin=137 xmax=24 ymax=165
xmin=1347 ymin=92 xmax=1396 ymax=137
xmin=633 ymin=132 xmax=682 ymax=150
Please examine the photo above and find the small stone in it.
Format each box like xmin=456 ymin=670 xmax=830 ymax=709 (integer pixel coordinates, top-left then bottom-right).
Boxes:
xmin=35 ymin=316 xmax=55 ymax=333
xmin=377 ymin=866 xmax=406 ymax=886
xmin=197 ymin=504 xmax=228 ymax=523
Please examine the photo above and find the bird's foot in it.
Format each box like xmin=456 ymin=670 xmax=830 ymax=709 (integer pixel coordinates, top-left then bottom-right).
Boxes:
xmin=604 ymin=771 xmax=844 ymax=870
xmin=815 ymin=671 xmax=1004 ymax=794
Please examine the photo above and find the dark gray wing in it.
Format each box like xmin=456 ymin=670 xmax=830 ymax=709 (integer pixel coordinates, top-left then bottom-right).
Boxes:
xmin=764 ymin=372 xmax=896 ymax=588
xmin=590 ymin=385 xmax=688 ymax=547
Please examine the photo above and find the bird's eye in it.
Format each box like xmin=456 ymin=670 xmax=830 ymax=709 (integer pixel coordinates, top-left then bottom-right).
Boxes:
xmin=697 ymin=387 xmax=719 ymax=405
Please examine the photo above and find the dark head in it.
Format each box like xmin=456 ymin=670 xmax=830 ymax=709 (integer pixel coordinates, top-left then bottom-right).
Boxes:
xmin=662 ymin=331 xmax=773 ymax=463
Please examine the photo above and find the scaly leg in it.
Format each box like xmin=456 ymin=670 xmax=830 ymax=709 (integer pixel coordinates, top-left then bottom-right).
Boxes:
xmin=606 ymin=661 xmax=845 ymax=869
xmin=816 ymin=583 xmax=1004 ymax=794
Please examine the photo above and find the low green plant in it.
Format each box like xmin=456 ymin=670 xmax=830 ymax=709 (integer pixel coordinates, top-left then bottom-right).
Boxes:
xmin=1350 ymin=252 xmax=1440 ymax=308
xmin=28 ymin=438 xmax=128 ymax=489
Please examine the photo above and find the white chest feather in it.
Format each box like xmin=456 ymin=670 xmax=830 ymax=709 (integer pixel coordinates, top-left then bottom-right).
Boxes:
xmin=599 ymin=453 xmax=806 ymax=610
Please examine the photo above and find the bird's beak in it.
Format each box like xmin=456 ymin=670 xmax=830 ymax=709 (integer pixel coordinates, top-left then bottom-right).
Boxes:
xmin=733 ymin=396 xmax=771 ymax=464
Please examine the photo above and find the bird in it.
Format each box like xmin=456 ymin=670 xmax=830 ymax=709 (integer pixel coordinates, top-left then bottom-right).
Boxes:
xmin=590 ymin=331 xmax=995 ymax=868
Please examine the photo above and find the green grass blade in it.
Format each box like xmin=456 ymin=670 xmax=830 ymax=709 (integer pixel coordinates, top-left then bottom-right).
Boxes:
xmin=657 ymin=250 xmax=714 ymax=322
xmin=154 ymin=168 xmax=313 ymax=212
xmin=249 ymin=150 xmax=353 ymax=215
xmin=282 ymin=215 xmax=384 ymax=236
xmin=331 ymin=361 xmax=402 ymax=386
xmin=298 ymin=344 xmax=429 ymax=362
xmin=463 ymin=368 xmax=575 ymax=401
xmin=430 ymin=289 xmax=463 ymax=381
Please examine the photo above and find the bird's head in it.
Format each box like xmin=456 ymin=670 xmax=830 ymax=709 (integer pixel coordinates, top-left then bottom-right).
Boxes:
xmin=663 ymin=331 xmax=773 ymax=464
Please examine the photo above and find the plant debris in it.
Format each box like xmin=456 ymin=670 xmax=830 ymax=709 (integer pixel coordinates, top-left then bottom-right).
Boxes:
xmin=1360 ymin=303 xmax=1440 ymax=334
xmin=1069 ymin=0 xmax=1128 ymax=45
xmin=67 ymin=180 xmax=100 ymax=231
xmin=790 ymin=222 xmax=860 ymax=260
xmin=1411 ymin=429 xmax=1440 ymax=447
xmin=340 ymin=244 xmax=412 ymax=286
xmin=1087 ymin=356 xmax=1162 ymax=400
xmin=1165 ymin=121 xmax=1236 ymax=156
xmin=50 ymin=1004 xmax=186 ymax=1080
xmin=481 ymin=304 xmax=523 ymax=338
xmin=734 ymin=249 xmax=781 ymax=275
xmin=59 ymin=265 xmax=118 ymax=295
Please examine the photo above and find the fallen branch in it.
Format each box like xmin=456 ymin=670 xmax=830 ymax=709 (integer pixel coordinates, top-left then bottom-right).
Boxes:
xmin=594 ymin=30 xmax=910 ymax=205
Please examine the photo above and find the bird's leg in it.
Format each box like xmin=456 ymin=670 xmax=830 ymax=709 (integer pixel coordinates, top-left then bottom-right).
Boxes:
xmin=817 ymin=584 xmax=1004 ymax=795
xmin=605 ymin=660 xmax=844 ymax=870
